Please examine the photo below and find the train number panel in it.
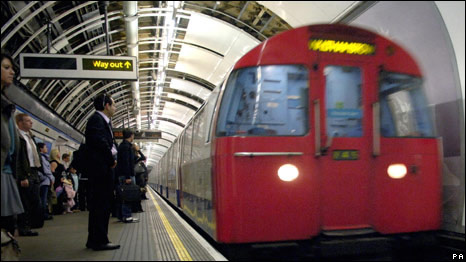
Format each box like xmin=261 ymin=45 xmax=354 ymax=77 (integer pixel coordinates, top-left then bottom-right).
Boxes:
xmin=332 ymin=150 xmax=359 ymax=160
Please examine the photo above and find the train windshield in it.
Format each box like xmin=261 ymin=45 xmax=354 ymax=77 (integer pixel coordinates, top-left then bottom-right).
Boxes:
xmin=379 ymin=72 xmax=434 ymax=137
xmin=216 ymin=65 xmax=309 ymax=137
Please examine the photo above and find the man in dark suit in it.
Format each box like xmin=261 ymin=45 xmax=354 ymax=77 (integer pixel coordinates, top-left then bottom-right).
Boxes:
xmin=116 ymin=129 xmax=139 ymax=223
xmin=84 ymin=93 xmax=120 ymax=251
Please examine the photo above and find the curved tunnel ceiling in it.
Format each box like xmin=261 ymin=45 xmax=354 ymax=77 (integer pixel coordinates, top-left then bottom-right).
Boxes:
xmin=1 ymin=1 xmax=358 ymax=164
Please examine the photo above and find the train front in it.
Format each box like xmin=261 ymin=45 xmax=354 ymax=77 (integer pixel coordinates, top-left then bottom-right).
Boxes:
xmin=211 ymin=24 xmax=442 ymax=245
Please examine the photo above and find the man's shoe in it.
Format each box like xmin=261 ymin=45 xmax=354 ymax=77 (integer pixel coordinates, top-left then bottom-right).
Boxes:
xmin=91 ymin=243 xmax=120 ymax=251
xmin=123 ymin=217 xmax=139 ymax=223
xmin=19 ymin=231 xmax=39 ymax=236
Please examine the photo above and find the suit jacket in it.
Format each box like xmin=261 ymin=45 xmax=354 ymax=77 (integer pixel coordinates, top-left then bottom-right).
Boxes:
xmin=116 ymin=140 xmax=135 ymax=179
xmin=84 ymin=112 xmax=116 ymax=180
xmin=16 ymin=131 xmax=42 ymax=184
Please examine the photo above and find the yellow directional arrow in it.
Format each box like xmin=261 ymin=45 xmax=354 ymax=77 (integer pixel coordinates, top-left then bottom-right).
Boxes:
xmin=124 ymin=61 xmax=131 ymax=68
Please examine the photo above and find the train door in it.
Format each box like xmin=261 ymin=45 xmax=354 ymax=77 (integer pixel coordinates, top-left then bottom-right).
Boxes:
xmin=317 ymin=60 xmax=375 ymax=231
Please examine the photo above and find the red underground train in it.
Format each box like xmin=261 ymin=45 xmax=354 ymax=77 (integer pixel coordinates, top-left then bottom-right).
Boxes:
xmin=151 ymin=24 xmax=442 ymax=253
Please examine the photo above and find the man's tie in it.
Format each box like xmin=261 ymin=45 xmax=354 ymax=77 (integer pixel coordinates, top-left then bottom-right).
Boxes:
xmin=108 ymin=120 xmax=118 ymax=158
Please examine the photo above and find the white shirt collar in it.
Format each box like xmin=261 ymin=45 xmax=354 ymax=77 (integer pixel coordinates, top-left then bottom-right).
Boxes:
xmin=97 ymin=111 xmax=110 ymax=124
xmin=19 ymin=129 xmax=29 ymax=137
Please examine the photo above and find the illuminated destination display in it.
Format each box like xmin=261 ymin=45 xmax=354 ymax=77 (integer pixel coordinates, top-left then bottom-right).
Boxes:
xmin=82 ymin=58 xmax=133 ymax=71
xmin=308 ymin=39 xmax=375 ymax=55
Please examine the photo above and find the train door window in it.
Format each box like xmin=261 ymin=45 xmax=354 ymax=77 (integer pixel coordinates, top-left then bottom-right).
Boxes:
xmin=216 ymin=65 xmax=309 ymax=137
xmin=379 ymin=72 xmax=434 ymax=137
xmin=324 ymin=66 xmax=362 ymax=137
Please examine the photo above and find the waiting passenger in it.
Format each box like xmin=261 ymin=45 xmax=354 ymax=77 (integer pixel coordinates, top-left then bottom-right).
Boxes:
xmin=67 ymin=165 xmax=80 ymax=212
xmin=133 ymin=144 xmax=148 ymax=203
xmin=1 ymin=51 xmax=25 ymax=236
xmin=84 ymin=92 xmax=120 ymax=251
xmin=15 ymin=113 xmax=43 ymax=234
xmin=50 ymin=149 xmax=66 ymax=189
xmin=62 ymin=177 xmax=75 ymax=214
xmin=116 ymin=129 xmax=139 ymax=223
xmin=37 ymin=142 xmax=54 ymax=220
xmin=62 ymin=153 xmax=71 ymax=170
xmin=77 ymin=168 xmax=88 ymax=212
xmin=49 ymin=148 xmax=66 ymax=215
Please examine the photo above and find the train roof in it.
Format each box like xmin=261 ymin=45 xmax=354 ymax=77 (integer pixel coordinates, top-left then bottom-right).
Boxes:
xmin=234 ymin=24 xmax=421 ymax=76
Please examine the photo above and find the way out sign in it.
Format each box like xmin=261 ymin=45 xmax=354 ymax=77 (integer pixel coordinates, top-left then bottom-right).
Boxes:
xmin=82 ymin=58 xmax=133 ymax=71
xmin=20 ymin=53 xmax=137 ymax=81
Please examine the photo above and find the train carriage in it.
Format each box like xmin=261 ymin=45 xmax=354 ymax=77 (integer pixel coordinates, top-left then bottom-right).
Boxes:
xmin=151 ymin=24 xmax=441 ymax=247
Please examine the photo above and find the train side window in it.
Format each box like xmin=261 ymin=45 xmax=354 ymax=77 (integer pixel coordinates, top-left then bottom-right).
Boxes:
xmin=379 ymin=72 xmax=434 ymax=137
xmin=324 ymin=66 xmax=363 ymax=137
xmin=183 ymin=122 xmax=194 ymax=163
xmin=205 ymin=86 xmax=221 ymax=143
xmin=216 ymin=65 xmax=309 ymax=137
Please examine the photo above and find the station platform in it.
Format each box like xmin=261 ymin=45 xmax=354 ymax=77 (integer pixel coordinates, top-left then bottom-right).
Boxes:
xmin=16 ymin=187 xmax=227 ymax=261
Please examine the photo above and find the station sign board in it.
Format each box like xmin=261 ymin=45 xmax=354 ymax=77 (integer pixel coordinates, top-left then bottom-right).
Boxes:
xmin=113 ymin=129 xmax=161 ymax=141
xmin=20 ymin=53 xmax=137 ymax=80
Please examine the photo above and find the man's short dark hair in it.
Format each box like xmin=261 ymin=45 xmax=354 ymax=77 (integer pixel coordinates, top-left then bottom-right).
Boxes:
xmin=93 ymin=92 xmax=113 ymax=111
xmin=123 ymin=129 xmax=134 ymax=139
xmin=37 ymin=142 xmax=46 ymax=150
xmin=62 ymin=153 xmax=70 ymax=159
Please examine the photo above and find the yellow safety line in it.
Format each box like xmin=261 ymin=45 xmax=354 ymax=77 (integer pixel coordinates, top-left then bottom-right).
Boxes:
xmin=148 ymin=189 xmax=193 ymax=261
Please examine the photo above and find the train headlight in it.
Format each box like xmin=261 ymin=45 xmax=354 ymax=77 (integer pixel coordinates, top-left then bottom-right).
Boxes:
xmin=387 ymin=164 xmax=407 ymax=179
xmin=278 ymin=164 xmax=299 ymax=182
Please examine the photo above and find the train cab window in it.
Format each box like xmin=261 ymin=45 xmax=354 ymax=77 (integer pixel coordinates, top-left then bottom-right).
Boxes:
xmin=216 ymin=65 xmax=309 ymax=137
xmin=379 ymin=72 xmax=434 ymax=137
xmin=325 ymin=66 xmax=363 ymax=137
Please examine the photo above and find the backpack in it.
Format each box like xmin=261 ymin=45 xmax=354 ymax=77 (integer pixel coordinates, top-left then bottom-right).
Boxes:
xmin=71 ymin=144 xmax=88 ymax=175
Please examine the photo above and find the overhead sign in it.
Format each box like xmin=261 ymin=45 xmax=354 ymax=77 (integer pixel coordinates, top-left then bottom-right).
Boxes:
xmin=82 ymin=58 xmax=133 ymax=71
xmin=20 ymin=53 xmax=137 ymax=80
xmin=308 ymin=39 xmax=375 ymax=55
xmin=113 ymin=129 xmax=161 ymax=140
